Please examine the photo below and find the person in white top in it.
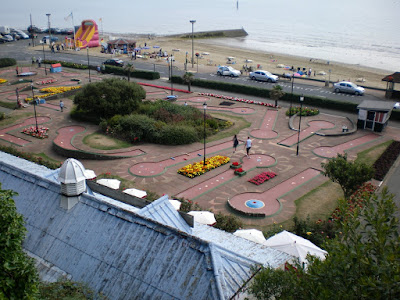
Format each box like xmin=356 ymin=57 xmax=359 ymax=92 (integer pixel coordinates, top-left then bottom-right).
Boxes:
xmin=245 ymin=137 xmax=252 ymax=158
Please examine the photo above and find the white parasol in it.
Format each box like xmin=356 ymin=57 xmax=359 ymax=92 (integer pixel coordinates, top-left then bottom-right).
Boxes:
xmin=84 ymin=169 xmax=96 ymax=180
xmin=123 ymin=188 xmax=147 ymax=198
xmin=168 ymin=199 xmax=182 ymax=210
xmin=188 ymin=211 xmax=216 ymax=225
xmin=264 ymin=230 xmax=328 ymax=267
xmin=233 ymin=229 xmax=266 ymax=244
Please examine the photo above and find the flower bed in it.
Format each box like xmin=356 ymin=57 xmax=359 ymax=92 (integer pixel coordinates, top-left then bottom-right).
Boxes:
xmin=178 ymin=155 xmax=230 ymax=178
xmin=25 ymin=86 xmax=81 ymax=102
xmin=234 ymin=168 xmax=246 ymax=176
xmin=248 ymin=171 xmax=277 ymax=185
xmin=36 ymin=79 xmax=57 ymax=85
xmin=0 ymin=78 xmax=7 ymax=84
xmin=286 ymin=106 xmax=319 ymax=116
xmin=230 ymin=161 xmax=242 ymax=169
xmin=21 ymin=126 xmax=49 ymax=139
xmin=373 ymin=141 xmax=400 ymax=181
xmin=198 ymin=92 xmax=278 ymax=108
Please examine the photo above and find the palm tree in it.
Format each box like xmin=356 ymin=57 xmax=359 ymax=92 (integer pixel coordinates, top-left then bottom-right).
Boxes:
xmin=270 ymin=85 xmax=285 ymax=107
xmin=124 ymin=63 xmax=135 ymax=82
xmin=182 ymin=72 xmax=194 ymax=92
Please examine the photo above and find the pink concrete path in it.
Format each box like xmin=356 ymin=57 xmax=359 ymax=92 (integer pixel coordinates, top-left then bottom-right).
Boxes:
xmin=278 ymin=120 xmax=335 ymax=147
xmin=313 ymin=133 xmax=380 ymax=158
xmin=176 ymin=154 xmax=276 ymax=200
xmin=129 ymin=140 xmax=234 ymax=177
xmin=0 ymin=116 xmax=51 ymax=146
xmin=228 ymin=168 xmax=321 ymax=217
xmin=250 ymin=109 xmax=279 ymax=139
xmin=178 ymin=96 xmax=210 ymax=103
xmin=54 ymin=125 xmax=145 ymax=156
xmin=191 ymin=105 xmax=254 ymax=114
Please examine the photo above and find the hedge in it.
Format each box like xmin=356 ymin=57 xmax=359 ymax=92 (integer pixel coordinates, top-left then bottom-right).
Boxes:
xmin=43 ymin=60 xmax=160 ymax=80
xmin=0 ymin=58 xmax=17 ymax=68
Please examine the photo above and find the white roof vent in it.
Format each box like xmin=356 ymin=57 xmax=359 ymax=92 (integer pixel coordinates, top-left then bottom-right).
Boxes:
xmin=58 ymin=158 xmax=87 ymax=196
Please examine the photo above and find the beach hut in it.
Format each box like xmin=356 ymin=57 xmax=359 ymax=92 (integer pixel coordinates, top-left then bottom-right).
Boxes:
xmin=357 ymin=100 xmax=394 ymax=132
xmin=382 ymin=72 xmax=400 ymax=100
xmin=107 ymin=38 xmax=136 ymax=54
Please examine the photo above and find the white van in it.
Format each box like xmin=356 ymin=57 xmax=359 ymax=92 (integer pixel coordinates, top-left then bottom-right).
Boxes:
xmin=0 ymin=26 xmax=10 ymax=35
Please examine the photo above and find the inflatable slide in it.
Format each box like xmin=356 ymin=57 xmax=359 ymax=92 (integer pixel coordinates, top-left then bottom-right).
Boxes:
xmin=75 ymin=20 xmax=99 ymax=49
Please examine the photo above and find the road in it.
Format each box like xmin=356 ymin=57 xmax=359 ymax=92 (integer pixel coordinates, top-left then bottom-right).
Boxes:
xmin=0 ymin=35 xmax=387 ymax=104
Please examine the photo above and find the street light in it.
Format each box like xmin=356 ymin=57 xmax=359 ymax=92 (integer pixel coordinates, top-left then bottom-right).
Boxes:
xmin=296 ymin=95 xmax=304 ymax=156
xmin=290 ymin=73 xmax=295 ymax=113
xmin=170 ymin=56 xmax=173 ymax=95
xmin=190 ymin=20 xmax=196 ymax=68
xmin=46 ymin=14 xmax=51 ymax=40
xmin=41 ymin=41 xmax=47 ymax=75
xmin=203 ymin=102 xmax=207 ymax=167
xmin=87 ymin=46 xmax=91 ymax=82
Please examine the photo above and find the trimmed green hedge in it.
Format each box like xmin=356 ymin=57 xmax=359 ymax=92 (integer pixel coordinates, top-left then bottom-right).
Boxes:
xmin=0 ymin=58 xmax=17 ymax=68
xmin=43 ymin=60 xmax=160 ymax=80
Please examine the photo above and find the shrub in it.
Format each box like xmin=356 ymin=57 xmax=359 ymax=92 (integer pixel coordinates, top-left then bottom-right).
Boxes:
xmin=104 ymin=65 xmax=160 ymax=80
xmin=159 ymin=124 xmax=199 ymax=145
xmin=0 ymin=112 xmax=6 ymax=120
xmin=373 ymin=141 xmax=400 ymax=180
xmin=74 ymin=78 xmax=145 ymax=120
xmin=214 ymin=212 xmax=243 ymax=233
xmin=0 ymin=58 xmax=17 ymax=68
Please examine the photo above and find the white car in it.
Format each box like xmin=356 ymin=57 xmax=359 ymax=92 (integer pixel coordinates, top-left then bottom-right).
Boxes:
xmin=249 ymin=70 xmax=279 ymax=83
xmin=333 ymin=81 xmax=365 ymax=96
xmin=217 ymin=66 xmax=241 ymax=77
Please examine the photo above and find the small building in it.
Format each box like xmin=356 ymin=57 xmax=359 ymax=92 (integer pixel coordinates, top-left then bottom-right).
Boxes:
xmin=357 ymin=100 xmax=394 ymax=132
xmin=382 ymin=72 xmax=400 ymax=100
xmin=107 ymin=38 xmax=136 ymax=54
xmin=50 ymin=63 xmax=62 ymax=73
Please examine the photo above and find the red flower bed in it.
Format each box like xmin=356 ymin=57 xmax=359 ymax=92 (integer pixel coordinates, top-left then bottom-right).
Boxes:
xmin=235 ymin=168 xmax=244 ymax=173
xmin=138 ymin=82 xmax=191 ymax=93
xmin=198 ymin=92 xmax=278 ymax=108
xmin=248 ymin=171 xmax=277 ymax=185
xmin=232 ymin=162 xmax=240 ymax=166
xmin=21 ymin=126 xmax=49 ymax=139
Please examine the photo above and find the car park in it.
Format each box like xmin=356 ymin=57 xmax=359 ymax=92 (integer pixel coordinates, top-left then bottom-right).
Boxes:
xmin=217 ymin=66 xmax=241 ymax=77
xmin=249 ymin=70 xmax=279 ymax=83
xmin=333 ymin=81 xmax=365 ymax=96
xmin=103 ymin=58 xmax=124 ymax=67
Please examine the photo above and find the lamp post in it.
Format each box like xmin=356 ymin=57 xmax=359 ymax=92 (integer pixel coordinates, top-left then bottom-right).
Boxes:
xmin=46 ymin=14 xmax=51 ymax=41
xmin=41 ymin=41 xmax=47 ymax=75
xmin=31 ymin=84 xmax=39 ymax=133
xmin=170 ymin=56 xmax=173 ymax=95
xmin=296 ymin=95 xmax=304 ymax=156
xmin=203 ymin=102 xmax=207 ymax=167
xmin=87 ymin=46 xmax=91 ymax=82
xmin=290 ymin=73 xmax=295 ymax=113
xmin=190 ymin=20 xmax=196 ymax=68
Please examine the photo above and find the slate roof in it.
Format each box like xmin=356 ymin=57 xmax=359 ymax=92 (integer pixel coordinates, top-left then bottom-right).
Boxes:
xmin=357 ymin=100 xmax=395 ymax=111
xmin=382 ymin=72 xmax=400 ymax=83
xmin=0 ymin=152 xmax=290 ymax=300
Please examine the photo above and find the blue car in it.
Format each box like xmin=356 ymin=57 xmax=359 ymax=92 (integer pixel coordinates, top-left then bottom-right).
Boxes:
xmin=41 ymin=36 xmax=59 ymax=43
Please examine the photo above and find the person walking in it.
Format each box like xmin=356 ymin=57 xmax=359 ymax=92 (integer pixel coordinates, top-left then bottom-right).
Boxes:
xmin=233 ymin=134 xmax=239 ymax=153
xmin=245 ymin=136 xmax=252 ymax=158
xmin=59 ymin=100 xmax=64 ymax=112
xmin=38 ymin=57 xmax=42 ymax=68
xmin=16 ymin=66 xmax=19 ymax=75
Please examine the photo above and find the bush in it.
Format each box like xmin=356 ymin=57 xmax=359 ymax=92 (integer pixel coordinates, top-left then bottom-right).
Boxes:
xmin=158 ymin=124 xmax=199 ymax=145
xmin=0 ymin=58 xmax=17 ymax=68
xmin=0 ymin=112 xmax=5 ymax=120
xmin=373 ymin=141 xmax=400 ymax=180
xmin=214 ymin=212 xmax=243 ymax=233
xmin=103 ymin=65 xmax=160 ymax=80
xmin=74 ymin=78 xmax=145 ymax=120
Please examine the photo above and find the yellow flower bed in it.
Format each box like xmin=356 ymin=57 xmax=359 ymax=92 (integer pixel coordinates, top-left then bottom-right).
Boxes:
xmin=177 ymin=155 xmax=230 ymax=178
xmin=25 ymin=86 xmax=81 ymax=102
xmin=0 ymin=78 xmax=7 ymax=84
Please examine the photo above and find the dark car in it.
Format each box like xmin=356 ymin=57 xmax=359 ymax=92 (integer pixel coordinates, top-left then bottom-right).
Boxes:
xmin=103 ymin=58 xmax=124 ymax=67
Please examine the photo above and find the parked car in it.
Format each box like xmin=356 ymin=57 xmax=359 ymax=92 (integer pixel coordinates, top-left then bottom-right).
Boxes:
xmin=217 ymin=66 xmax=241 ymax=77
xmin=41 ymin=35 xmax=59 ymax=43
xmin=249 ymin=70 xmax=279 ymax=83
xmin=333 ymin=81 xmax=365 ymax=96
xmin=2 ymin=34 xmax=14 ymax=42
xmin=103 ymin=58 xmax=124 ymax=67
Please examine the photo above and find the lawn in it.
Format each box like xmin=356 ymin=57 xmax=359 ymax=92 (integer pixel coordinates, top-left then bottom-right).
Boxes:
xmin=83 ymin=132 xmax=133 ymax=150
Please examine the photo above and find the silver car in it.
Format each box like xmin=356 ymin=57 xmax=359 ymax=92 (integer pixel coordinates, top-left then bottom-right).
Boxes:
xmin=249 ymin=70 xmax=279 ymax=83
xmin=333 ymin=81 xmax=365 ymax=96
xmin=217 ymin=66 xmax=241 ymax=77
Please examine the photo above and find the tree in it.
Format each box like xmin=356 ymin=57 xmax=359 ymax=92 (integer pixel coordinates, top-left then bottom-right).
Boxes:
xmin=123 ymin=63 xmax=135 ymax=82
xmin=249 ymin=188 xmax=400 ymax=299
xmin=321 ymin=153 xmax=374 ymax=198
xmin=270 ymin=85 xmax=285 ymax=107
xmin=182 ymin=72 xmax=194 ymax=92
xmin=0 ymin=184 xmax=39 ymax=299
xmin=73 ymin=78 xmax=146 ymax=119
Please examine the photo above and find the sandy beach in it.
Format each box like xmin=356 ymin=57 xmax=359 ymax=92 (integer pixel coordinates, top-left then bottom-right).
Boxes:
xmin=125 ymin=35 xmax=391 ymax=89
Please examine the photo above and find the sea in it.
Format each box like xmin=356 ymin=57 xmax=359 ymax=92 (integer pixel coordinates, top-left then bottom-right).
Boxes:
xmin=5 ymin=0 xmax=400 ymax=72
